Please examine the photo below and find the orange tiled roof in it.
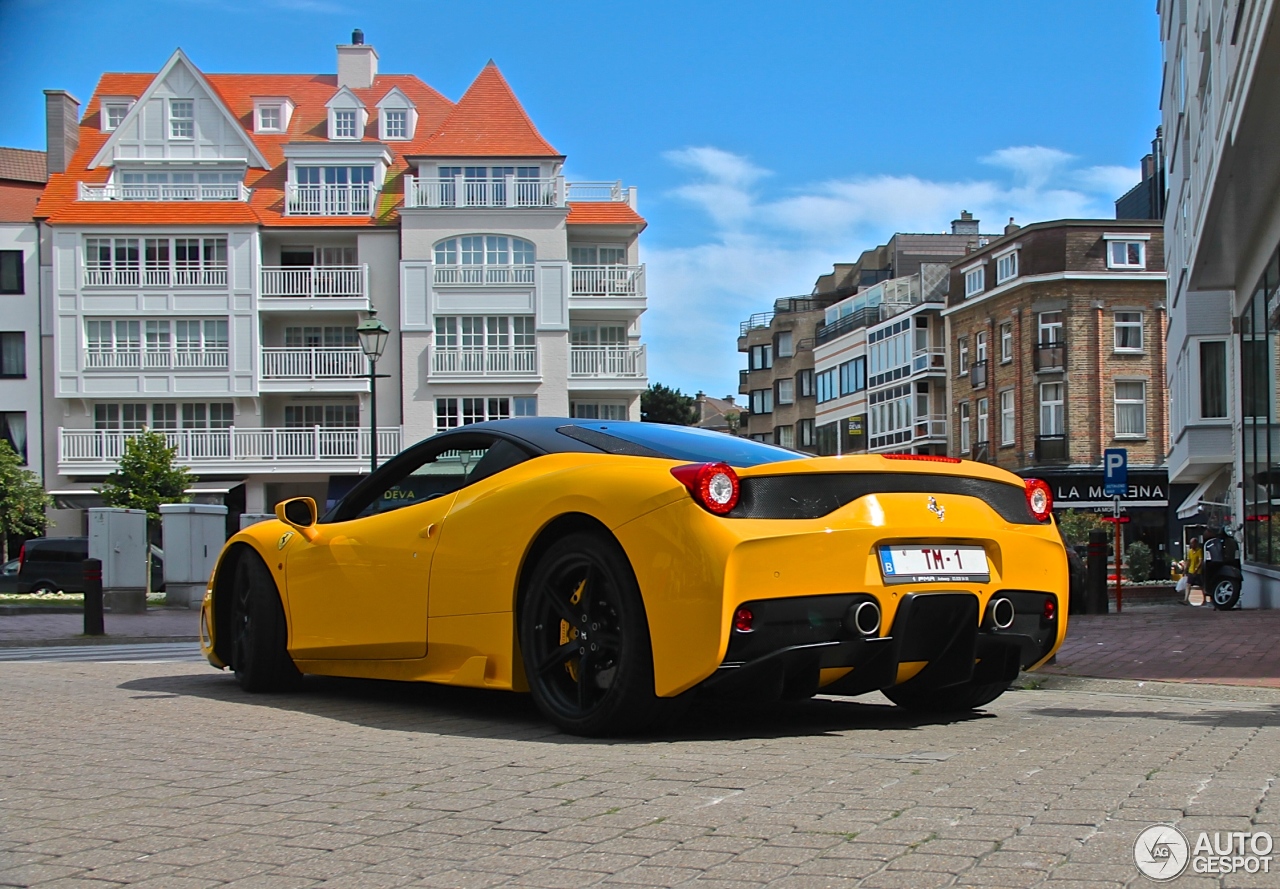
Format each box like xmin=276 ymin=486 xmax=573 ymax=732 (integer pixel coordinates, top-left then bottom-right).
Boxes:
xmin=0 ymin=148 xmax=47 ymax=184
xmin=420 ymin=62 xmax=560 ymax=158
xmin=567 ymin=202 xmax=647 ymax=228
xmin=0 ymin=182 xmax=43 ymax=223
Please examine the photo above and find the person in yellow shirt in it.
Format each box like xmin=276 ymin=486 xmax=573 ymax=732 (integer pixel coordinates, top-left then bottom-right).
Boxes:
xmin=1185 ymin=537 xmax=1204 ymax=604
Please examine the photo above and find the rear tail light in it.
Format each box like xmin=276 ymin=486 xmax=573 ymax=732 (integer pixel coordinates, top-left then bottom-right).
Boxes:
xmin=671 ymin=462 xmax=740 ymax=515
xmin=17 ymin=543 xmax=25 ymax=568
xmin=733 ymin=606 xmax=754 ymax=632
xmin=1043 ymin=598 xmax=1056 ymax=621
xmin=1024 ymin=478 xmax=1053 ymax=522
xmin=884 ymin=453 xmax=961 ymax=464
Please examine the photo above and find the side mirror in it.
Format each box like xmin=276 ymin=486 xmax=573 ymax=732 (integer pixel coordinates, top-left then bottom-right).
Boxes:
xmin=276 ymin=497 xmax=317 ymax=533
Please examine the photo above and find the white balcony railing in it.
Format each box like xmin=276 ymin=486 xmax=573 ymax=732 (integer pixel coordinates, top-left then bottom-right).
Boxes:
xmin=285 ymin=184 xmax=377 ymax=216
xmin=261 ymin=347 xmax=368 ymax=380
xmin=569 ymin=346 xmax=646 ymax=378
xmin=912 ymin=415 xmax=949 ymax=440
xmin=404 ymin=174 xmax=564 ymax=209
xmin=565 ymin=181 xmax=629 ymax=202
xmin=431 ymin=347 xmax=538 ymax=376
xmin=570 ymin=265 xmax=645 ymax=297
xmin=259 ymin=265 xmax=368 ymax=299
xmin=59 ymin=426 xmax=402 ymax=468
xmin=84 ymin=265 xmax=228 ymax=288
xmin=910 ymin=348 xmax=947 ymax=373
xmin=433 ymin=265 xmax=535 ymax=286
xmin=78 ymin=182 xmax=252 ymax=202
xmin=84 ymin=349 xmax=229 ymax=370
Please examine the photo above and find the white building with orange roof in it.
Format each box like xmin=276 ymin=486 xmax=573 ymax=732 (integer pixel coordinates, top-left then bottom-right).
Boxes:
xmin=34 ymin=32 xmax=647 ymax=529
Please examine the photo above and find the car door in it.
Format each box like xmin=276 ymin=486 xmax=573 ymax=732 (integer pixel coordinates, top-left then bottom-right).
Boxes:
xmin=284 ymin=435 xmax=496 ymax=660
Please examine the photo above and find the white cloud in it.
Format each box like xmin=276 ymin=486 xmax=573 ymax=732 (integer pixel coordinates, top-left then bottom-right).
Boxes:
xmin=644 ymin=145 xmax=1144 ymax=397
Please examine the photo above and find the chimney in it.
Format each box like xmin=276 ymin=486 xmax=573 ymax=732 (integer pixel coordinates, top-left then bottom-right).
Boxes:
xmin=951 ymin=210 xmax=980 ymax=236
xmin=337 ymin=30 xmax=378 ymax=89
xmin=1004 ymin=217 xmax=1020 ymax=235
xmin=44 ymin=90 xmax=80 ymax=177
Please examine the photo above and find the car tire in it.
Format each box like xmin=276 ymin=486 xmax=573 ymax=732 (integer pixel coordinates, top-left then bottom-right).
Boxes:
xmin=1210 ymin=577 xmax=1241 ymax=610
xmin=519 ymin=530 xmax=662 ymax=736
xmin=229 ymin=550 xmax=302 ymax=693
xmin=30 ymin=581 xmax=59 ymax=595
xmin=882 ymin=679 xmax=1009 ymax=713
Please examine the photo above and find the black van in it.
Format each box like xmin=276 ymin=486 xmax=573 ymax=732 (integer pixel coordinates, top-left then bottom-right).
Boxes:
xmin=17 ymin=537 xmax=164 ymax=594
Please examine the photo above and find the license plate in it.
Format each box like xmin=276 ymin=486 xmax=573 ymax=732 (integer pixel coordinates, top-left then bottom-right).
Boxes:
xmin=878 ymin=544 xmax=990 ymax=584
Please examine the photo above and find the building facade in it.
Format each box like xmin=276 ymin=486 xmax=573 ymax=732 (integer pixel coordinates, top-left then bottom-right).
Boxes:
xmin=1159 ymin=0 xmax=1280 ymax=605
xmin=941 ymin=219 xmax=1170 ymax=555
xmin=0 ymin=148 xmax=47 ymax=484
xmin=34 ymin=36 xmax=646 ymax=529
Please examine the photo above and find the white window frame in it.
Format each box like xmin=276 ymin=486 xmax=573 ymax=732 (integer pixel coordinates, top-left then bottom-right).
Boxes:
xmin=999 ymin=322 xmax=1013 ymax=363
xmin=1039 ymin=382 xmax=1065 ymax=437
xmin=333 ymin=109 xmax=358 ymax=140
xmin=1114 ymin=379 xmax=1147 ymax=439
xmin=975 ymin=331 xmax=987 ymax=363
xmin=964 ymin=265 xmax=985 ymax=298
xmin=976 ymin=397 xmax=989 ymax=445
xmin=1103 ymin=233 xmax=1150 ymax=270
xmin=776 ymin=378 xmax=795 ymax=405
xmin=1114 ymin=311 xmax=1144 ymax=352
xmin=957 ymin=337 xmax=969 ymax=375
xmin=256 ymin=104 xmax=282 ymax=132
xmin=102 ymin=100 xmax=133 ymax=133
xmin=994 ymin=248 xmax=1019 ymax=285
xmin=1000 ymin=389 xmax=1015 ymax=446
xmin=1038 ymin=311 xmax=1064 ymax=345
xmin=958 ymin=402 xmax=971 ymax=454
xmin=382 ymin=109 xmax=408 ymax=140
xmin=169 ymin=99 xmax=194 ymax=140
xmin=1195 ymin=338 xmax=1230 ymax=422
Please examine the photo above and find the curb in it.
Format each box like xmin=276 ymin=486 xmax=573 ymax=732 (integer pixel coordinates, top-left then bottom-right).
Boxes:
xmin=0 ymin=635 xmax=200 ymax=649
xmin=1015 ymin=670 xmax=1280 ymax=704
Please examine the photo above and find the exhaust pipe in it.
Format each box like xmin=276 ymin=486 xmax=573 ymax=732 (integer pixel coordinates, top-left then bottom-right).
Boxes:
xmin=850 ymin=600 xmax=881 ymax=636
xmin=988 ymin=597 xmax=1016 ymax=630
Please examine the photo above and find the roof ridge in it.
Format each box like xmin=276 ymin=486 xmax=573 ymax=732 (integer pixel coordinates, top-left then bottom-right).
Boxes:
xmin=421 ymin=61 xmax=560 ymax=158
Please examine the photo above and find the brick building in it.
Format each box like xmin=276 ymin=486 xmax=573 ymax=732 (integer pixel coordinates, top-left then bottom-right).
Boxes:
xmin=941 ymin=218 xmax=1170 ymax=553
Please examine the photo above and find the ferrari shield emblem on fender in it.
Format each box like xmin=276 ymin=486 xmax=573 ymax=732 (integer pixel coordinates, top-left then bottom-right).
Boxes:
xmin=927 ymin=497 xmax=945 ymax=521
xmin=278 ymin=531 xmax=294 ymax=550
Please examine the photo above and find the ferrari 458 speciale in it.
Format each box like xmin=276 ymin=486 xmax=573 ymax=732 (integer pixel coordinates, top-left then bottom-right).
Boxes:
xmin=201 ymin=419 xmax=1068 ymax=735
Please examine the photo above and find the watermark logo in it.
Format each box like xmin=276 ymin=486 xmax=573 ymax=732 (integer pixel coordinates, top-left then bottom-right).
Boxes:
xmin=1134 ymin=825 xmax=1189 ymax=881
xmin=1135 ymin=826 xmax=1274 ymax=879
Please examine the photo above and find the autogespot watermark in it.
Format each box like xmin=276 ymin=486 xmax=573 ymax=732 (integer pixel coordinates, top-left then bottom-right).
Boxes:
xmin=1134 ymin=824 xmax=1274 ymax=880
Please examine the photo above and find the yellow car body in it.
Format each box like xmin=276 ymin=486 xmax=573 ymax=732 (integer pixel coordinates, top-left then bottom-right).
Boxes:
xmin=202 ymin=419 xmax=1067 ymax=733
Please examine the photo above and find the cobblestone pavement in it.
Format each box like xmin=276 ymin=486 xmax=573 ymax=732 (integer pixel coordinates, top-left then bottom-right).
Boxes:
xmin=1044 ymin=609 xmax=1280 ymax=688
xmin=4 ymin=662 xmax=1280 ymax=888
xmin=0 ymin=609 xmax=198 ymax=647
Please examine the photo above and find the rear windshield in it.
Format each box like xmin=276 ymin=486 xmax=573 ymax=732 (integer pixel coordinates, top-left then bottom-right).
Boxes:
xmin=557 ymin=423 xmax=808 ymax=468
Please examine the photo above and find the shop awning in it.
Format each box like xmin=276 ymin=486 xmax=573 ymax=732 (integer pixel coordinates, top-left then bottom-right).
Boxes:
xmin=1176 ymin=468 xmax=1230 ymax=520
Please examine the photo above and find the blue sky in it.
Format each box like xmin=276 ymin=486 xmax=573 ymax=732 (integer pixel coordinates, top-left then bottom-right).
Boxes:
xmin=0 ymin=0 xmax=1162 ymax=399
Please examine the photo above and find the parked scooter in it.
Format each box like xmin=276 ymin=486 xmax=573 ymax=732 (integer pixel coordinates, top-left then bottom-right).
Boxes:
xmin=1204 ymin=526 xmax=1243 ymax=610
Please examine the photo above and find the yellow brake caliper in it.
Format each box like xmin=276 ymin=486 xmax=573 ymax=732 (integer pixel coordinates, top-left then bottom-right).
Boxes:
xmin=561 ymin=577 xmax=586 ymax=682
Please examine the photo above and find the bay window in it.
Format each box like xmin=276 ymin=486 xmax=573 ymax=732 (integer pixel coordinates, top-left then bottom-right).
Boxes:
xmin=434 ymin=236 xmax=536 ymax=284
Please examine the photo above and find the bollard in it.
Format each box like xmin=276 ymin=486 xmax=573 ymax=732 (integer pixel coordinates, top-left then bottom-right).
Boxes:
xmin=1086 ymin=529 xmax=1109 ymax=614
xmin=83 ymin=557 xmax=104 ymax=636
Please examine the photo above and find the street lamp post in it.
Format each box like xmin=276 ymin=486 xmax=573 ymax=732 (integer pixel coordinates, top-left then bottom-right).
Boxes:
xmin=356 ymin=310 xmax=390 ymax=474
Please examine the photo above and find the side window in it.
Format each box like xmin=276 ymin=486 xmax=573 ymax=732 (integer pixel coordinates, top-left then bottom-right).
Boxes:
xmin=336 ymin=437 xmax=531 ymax=520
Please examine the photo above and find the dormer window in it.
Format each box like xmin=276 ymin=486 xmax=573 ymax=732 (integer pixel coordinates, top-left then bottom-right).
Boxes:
xmin=384 ymin=110 xmax=407 ymax=139
xmin=252 ymin=97 xmax=294 ymax=134
xmin=104 ymin=103 xmax=129 ymax=132
xmin=995 ymin=248 xmax=1019 ymax=284
xmin=964 ymin=265 xmax=985 ymax=298
xmin=258 ymin=105 xmax=281 ymax=131
xmin=334 ymin=110 xmax=358 ymax=139
xmin=169 ymin=100 xmax=194 ymax=139
xmin=1104 ymin=232 xmax=1151 ymax=270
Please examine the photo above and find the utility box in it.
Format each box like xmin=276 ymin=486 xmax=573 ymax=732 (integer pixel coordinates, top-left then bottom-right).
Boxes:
xmin=88 ymin=507 xmax=148 ymax=613
xmin=240 ymin=513 xmax=276 ymax=529
xmin=161 ymin=504 xmax=228 ymax=609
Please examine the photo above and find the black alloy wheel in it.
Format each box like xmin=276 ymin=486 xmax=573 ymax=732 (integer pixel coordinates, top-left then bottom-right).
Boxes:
xmin=229 ymin=550 xmax=302 ymax=693
xmin=520 ymin=531 xmax=661 ymax=736
xmin=882 ymin=678 xmax=1010 ymax=713
xmin=30 ymin=581 xmax=58 ymax=594
xmin=1211 ymin=577 xmax=1241 ymax=610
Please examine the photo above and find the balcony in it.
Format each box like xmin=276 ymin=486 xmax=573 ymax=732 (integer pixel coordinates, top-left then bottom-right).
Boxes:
xmin=740 ymin=312 xmax=775 ymax=337
xmin=434 ymin=265 xmax=535 ymax=286
xmin=570 ymin=346 xmax=647 ymax=379
xmin=284 ymin=184 xmax=377 ymax=216
xmin=260 ymin=348 xmax=368 ymax=391
xmin=913 ymin=415 xmax=948 ymax=441
xmin=84 ymin=349 xmax=229 ymax=370
xmin=431 ymin=347 xmax=538 ymax=377
xmin=814 ymin=306 xmax=883 ymax=345
xmin=58 ymin=426 xmax=402 ymax=475
xmin=969 ymin=359 xmax=988 ymax=389
xmin=570 ymin=265 xmax=645 ymax=298
xmin=565 ymin=181 xmax=635 ymax=203
xmin=78 ymin=182 xmax=251 ymax=202
xmin=259 ymin=265 xmax=369 ymax=308
xmin=84 ymin=264 xmax=227 ymax=288
xmin=1034 ymin=343 xmax=1066 ymax=372
xmin=1035 ymin=435 xmax=1068 ymax=462
xmin=404 ymin=175 xmax=563 ymax=209
xmin=911 ymin=348 xmax=947 ymax=374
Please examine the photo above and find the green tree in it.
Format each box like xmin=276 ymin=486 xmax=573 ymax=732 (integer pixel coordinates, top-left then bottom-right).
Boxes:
xmin=0 ymin=441 xmax=52 ymax=562
xmin=641 ymin=383 xmax=699 ymax=425
xmin=1057 ymin=508 xmax=1109 ymax=547
xmin=98 ymin=430 xmax=192 ymax=525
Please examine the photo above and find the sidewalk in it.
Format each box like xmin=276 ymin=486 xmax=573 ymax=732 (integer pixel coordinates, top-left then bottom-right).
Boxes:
xmin=0 ymin=607 xmax=200 ymax=647
xmin=1042 ymin=604 xmax=1280 ymax=688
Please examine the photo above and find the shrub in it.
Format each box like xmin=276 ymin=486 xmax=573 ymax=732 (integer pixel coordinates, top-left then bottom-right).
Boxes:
xmin=1125 ymin=540 xmax=1153 ymax=582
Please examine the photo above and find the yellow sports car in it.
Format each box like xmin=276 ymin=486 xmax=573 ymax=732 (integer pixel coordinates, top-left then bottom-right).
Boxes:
xmin=200 ymin=419 xmax=1067 ymax=735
